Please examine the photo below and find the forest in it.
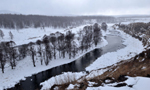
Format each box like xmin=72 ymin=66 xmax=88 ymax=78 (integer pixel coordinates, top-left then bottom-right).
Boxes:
xmin=0 ymin=14 xmax=114 ymax=29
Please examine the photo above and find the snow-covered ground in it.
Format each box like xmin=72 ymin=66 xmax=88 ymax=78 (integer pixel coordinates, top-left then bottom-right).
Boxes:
xmin=41 ymin=72 xmax=150 ymax=90
xmin=0 ymin=37 xmax=107 ymax=90
xmin=40 ymin=24 xmax=145 ymax=90
xmin=0 ymin=25 xmax=108 ymax=90
xmin=0 ymin=25 xmax=88 ymax=46
xmin=86 ymin=27 xmax=144 ymax=71
xmin=0 ymin=20 xmax=146 ymax=90
xmin=40 ymin=72 xmax=86 ymax=90
xmin=40 ymin=68 xmax=107 ymax=89
xmin=86 ymin=76 xmax=150 ymax=90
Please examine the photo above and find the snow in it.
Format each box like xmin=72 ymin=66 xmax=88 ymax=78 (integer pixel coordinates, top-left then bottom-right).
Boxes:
xmin=86 ymin=76 xmax=150 ymax=90
xmin=1 ymin=27 xmax=63 ymax=45
xmin=41 ymin=21 xmax=148 ymax=90
xmin=88 ymin=81 xmax=97 ymax=86
xmin=101 ymin=29 xmax=110 ymax=37
xmin=85 ymin=69 xmax=107 ymax=80
xmin=0 ymin=25 xmax=89 ymax=46
xmin=66 ymin=84 xmax=80 ymax=90
xmin=105 ymin=80 xmax=112 ymax=83
xmin=124 ymin=76 xmax=137 ymax=85
xmin=87 ymin=86 xmax=132 ymax=90
xmin=66 ymin=84 xmax=75 ymax=89
xmin=0 ymin=25 xmax=108 ymax=90
xmin=0 ymin=39 xmax=107 ymax=90
xmin=0 ymin=21 xmax=146 ymax=90
xmin=141 ymin=66 xmax=146 ymax=69
xmin=133 ymin=77 xmax=150 ymax=90
xmin=86 ymin=27 xmax=144 ymax=71
xmin=40 ymin=72 xmax=86 ymax=90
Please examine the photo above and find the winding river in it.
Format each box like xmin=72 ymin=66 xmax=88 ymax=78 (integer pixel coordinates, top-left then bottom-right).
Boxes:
xmin=7 ymin=30 xmax=125 ymax=90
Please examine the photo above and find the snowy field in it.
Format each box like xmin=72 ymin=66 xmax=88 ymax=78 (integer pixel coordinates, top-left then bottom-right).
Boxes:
xmin=0 ymin=25 xmax=108 ymax=90
xmin=0 ymin=25 xmax=88 ymax=45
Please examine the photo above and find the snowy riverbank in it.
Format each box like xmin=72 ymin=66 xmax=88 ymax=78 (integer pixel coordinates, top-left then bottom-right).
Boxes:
xmin=0 ymin=26 xmax=108 ymax=90
xmin=40 ymin=26 xmax=145 ymax=90
xmin=86 ymin=28 xmax=144 ymax=71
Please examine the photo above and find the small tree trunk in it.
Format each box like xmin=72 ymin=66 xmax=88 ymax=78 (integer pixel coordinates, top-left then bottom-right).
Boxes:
xmin=32 ymin=54 xmax=36 ymax=67
xmin=0 ymin=61 xmax=4 ymax=73
xmin=13 ymin=59 xmax=16 ymax=67
xmin=11 ymin=64 xmax=14 ymax=69
xmin=59 ymin=50 xmax=61 ymax=58
xmin=54 ymin=47 xmax=56 ymax=59
xmin=2 ymin=66 xmax=4 ymax=73
xmin=40 ymin=58 xmax=43 ymax=65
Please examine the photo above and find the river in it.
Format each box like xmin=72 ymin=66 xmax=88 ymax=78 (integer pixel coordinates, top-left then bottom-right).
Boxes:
xmin=7 ymin=30 xmax=125 ymax=90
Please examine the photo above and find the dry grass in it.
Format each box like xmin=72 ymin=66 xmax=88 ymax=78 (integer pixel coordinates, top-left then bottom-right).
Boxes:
xmin=54 ymin=73 xmax=77 ymax=85
xmin=93 ymin=49 xmax=150 ymax=80
xmin=50 ymin=73 xmax=79 ymax=90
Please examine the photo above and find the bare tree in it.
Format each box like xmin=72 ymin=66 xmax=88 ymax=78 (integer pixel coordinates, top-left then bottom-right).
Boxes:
xmin=0 ymin=29 xmax=4 ymax=39
xmin=9 ymin=31 xmax=13 ymax=40
xmin=9 ymin=47 xmax=17 ymax=68
xmin=18 ymin=44 xmax=28 ymax=59
xmin=80 ymin=25 xmax=93 ymax=51
xmin=0 ymin=50 xmax=6 ymax=73
xmin=65 ymin=31 xmax=75 ymax=59
xmin=43 ymin=36 xmax=52 ymax=65
xmin=57 ymin=33 xmax=66 ymax=58
xmin=36 ymin=40 xmax=43 ymax=65
xmin=93 ymin=23 xmax=101 ymax=46
xmin=28 ymin=43 xmax=36 ymax=67
xmin=7 ymin=41 xmax=17 ymax=69
xmin=101 ymin=22 xmax=107 ymax=31
xmin=45 ymin=44 xmax=52 ymax=65
xmin=72 ymin=41 xmax=78 ymax=58
xmin=50 ymin=33 xmax=57 ymax=59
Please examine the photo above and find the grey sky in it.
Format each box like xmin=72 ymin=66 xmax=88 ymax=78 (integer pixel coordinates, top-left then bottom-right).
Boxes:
xmin=0 ymin=0 xmax=150 ymax=15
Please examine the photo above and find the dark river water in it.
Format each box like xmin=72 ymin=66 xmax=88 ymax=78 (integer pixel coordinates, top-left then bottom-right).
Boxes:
xmin=6 ymin=31 xmax=125 ymax=90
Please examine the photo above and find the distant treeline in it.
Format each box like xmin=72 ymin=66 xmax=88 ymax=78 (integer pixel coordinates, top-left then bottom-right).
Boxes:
xmin=0 ymin=14 xmax=115 ymax=29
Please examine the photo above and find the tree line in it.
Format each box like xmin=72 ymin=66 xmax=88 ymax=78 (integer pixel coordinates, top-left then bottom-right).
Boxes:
xmin=0 ymin=23 xmax=107 ymax=73
xmin=0 ymin=14 xmax=114 ymax=29
xmin=117 ymin=22 xmax=150 ymax=46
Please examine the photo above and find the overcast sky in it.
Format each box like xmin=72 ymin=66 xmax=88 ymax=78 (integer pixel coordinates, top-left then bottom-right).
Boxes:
xmin=0 ymin=0 xmax=150 ymax=16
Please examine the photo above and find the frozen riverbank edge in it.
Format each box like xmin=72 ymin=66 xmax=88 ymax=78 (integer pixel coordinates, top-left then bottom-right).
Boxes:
xmin=86 ymin=28 xmax=144 ymax=71
xmin=40 ymin=28 xmax=144 ymax=90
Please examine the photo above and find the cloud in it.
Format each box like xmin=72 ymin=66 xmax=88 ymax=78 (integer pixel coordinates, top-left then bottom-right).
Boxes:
xmin=0 ymin=0 xmax=149 ymax=15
